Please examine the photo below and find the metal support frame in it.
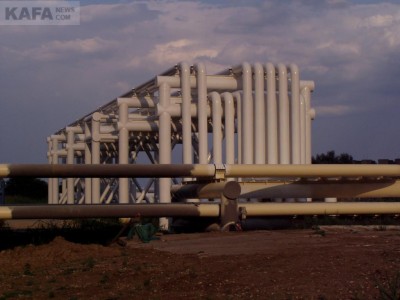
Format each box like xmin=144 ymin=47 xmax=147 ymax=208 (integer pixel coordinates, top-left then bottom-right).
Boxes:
xmin=45 ymin=62 xmax=317 ymax=211
xmin=0 ymin=61 xmax=381 ymax=230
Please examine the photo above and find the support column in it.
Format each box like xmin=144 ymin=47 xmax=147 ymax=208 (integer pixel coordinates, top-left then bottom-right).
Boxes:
xmin=91 ymin=113 xmax=101 ymax=204
xmin=158 ymin=83 xmax=171 ymax=230
xmin=118 ymin=101 xmax=130 ymax=204
xmin=84 ymin=123 xmax=92 ymax=204
xmin=66 ymin=128 xmax=75 ymax=204
xmin=51 ymin=136 xmax=59 ymax=204
xmin=219 ymin=181 xmax=241 ymax=231
xmin=47 ymin=137 xmax=53 ymax=205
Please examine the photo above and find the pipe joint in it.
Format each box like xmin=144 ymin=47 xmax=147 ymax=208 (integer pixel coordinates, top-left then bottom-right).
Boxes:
xmin=214 ymin=164 xmax=226 ymax=181
xmin=156 ymin=102 xmax=176 ymax=116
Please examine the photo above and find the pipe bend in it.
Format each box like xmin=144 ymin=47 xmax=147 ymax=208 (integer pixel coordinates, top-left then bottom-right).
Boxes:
xmin=221 ymin=92 xmax=234 ymax=104
xmin=242 ymin=62 xmax=251 ymax=75
xmin=300 ymin=80 xmax=315 ymax=91
xmin=289 ymin=64 xmax=299 ymax=76
xmin=209 ymin=91 xmax=221 ymax=103
xmin=194 ymin=62 xmax=206 ymax=75
xmin=180 ymin=61 xmax=190 ymax=74
xmin=253 ymin=62 xmax=264 ymax=76
xmin=266 ymin=62 xmax=275 ymax=76
xmin=277 ymin=63 xmax=287 ymax=76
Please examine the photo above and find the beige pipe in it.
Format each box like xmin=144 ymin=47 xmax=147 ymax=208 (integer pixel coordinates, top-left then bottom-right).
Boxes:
xmin=239 ymin=180 xmax=400 ymax=198
xmin=224 ymin=164 xmax=400 ymax=178
xmin=0 ymin=204 xmax=220 ymax=220
xmin=2 ymin=164 xmax=400 ymax=179
xmin=1 ymin=201 xmax=399 ymax=220
xmin=241 ymin=202 xmax=400 ymax=216
xmin=0 ymin=164 xmax=216 ymax=178
xmin=171 ymin=181 xmax=241 ymax=200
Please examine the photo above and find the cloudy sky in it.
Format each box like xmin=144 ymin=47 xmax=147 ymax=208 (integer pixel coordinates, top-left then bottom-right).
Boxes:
xmin=0 ymin=0 xmax=400 ymax=163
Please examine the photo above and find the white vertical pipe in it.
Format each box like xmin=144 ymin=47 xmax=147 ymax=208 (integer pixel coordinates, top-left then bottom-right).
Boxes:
xmin=299 ymin=94 xmax=306 ymax=164
xmin=195 ymin=63 xmax=208 ymax=164
xmin=51 ymin=137 xmax=59 ymax=204
xmin=253 ymin=63 xmax=265 ymax=164
xmin=158 ymin=82 xmax=171 ymax=230
xmin=84 ymin=123 xmax=92 ymax=204
xmin=301 ymin=82 xmax=315 ymax=164
xmin=91 ymin=113 xmax=101 ymax=204
xmin=210 ymin=92 xmax=222 ymax=164
xmin=233 ymin=92 xmax=242 ymax=164
xmin=66 ymin=129 xmax=75 ymax=204
xmin=266 ymin=63 xmax=278 ymax=164
xmin=221 ymin=93 xmax=235 ymax=165
xmin=277 ymin=64 xmax=290 ymax=164
xmin=47 ymin=138 xmax=53 ymax=205
xmin=301 ymin=81 xmax=315 ymax=203
xmin=241 ymin=62 xmax=253 ymax=164
xmin=289 ymin=64 xmax=301 ymax=165
xmin=180 ymin=62 xmax=192 ymax=166
xmin=118 ymin=101 xmax=129 ymax=204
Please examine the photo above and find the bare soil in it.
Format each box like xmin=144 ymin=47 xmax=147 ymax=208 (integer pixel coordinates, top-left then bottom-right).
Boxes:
xmin=1 ymin=226 xmax=400 ymax=299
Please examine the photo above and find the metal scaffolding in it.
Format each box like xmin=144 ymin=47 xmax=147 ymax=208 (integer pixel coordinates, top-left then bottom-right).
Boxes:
xmin=47 ymin=62 xmax=316 ymax=228
xmin=47 ymin=62 xmax=315 ymax=202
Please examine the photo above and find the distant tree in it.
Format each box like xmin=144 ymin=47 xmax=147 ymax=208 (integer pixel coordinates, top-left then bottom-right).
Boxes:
xmin=312 ymin=150 xmax=354 ymax=164
xmin=5 ymin=178 xmax=48 ymax=199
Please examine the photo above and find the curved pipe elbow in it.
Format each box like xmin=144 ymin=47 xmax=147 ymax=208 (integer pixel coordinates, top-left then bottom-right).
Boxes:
xmin=242 ymin=62 xmax=251 ymax=76
xmin=266 ymin=62 xmax=275 ymax=76
xmin=253 ymin=62 xmax=264 ymax=77
xmin=289 ymin=64 xmax=299 ymax=77
xmin=194 ymin=62 xmax=206 ymax=75
xmin=277 ymin=63 xmax=287 ymax=77
xmin=180 ymin=61 xmax=190 ymax=75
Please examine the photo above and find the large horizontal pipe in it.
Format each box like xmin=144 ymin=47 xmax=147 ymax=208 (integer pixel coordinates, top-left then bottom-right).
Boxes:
xmin=241 ymin=202 xmax=400 ymax=216
xmin=172 ymin=181 xmax=241 ymax=199
xmin=239 ymin=180 xmax=400 ymax=198
xmin=0 ymin=204 xmax=220 ymax=220
xmin=2 ymin=164 xmax=400 ymax=179
xmin=1 ymin=202 xmax=400 ymax=220
xmin=156 ymin=75 xmax=240 ymax=90
xmin=0 ymin=164 xmax=215 ymax=178
xmin=224 ymin=164 xmax=400 ymax=178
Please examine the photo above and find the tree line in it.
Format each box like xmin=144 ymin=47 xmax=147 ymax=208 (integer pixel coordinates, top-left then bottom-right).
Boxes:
xmin=3 ymin=177 xmax=47 ymax=200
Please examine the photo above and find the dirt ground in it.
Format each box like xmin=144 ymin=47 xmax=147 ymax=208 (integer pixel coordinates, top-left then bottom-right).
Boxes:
xmin=1 ymin=225 xmax=400 ymax=299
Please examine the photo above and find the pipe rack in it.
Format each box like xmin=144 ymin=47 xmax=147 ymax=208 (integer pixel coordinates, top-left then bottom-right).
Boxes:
xmin=36 ymin=62 xmax=398 ymax=229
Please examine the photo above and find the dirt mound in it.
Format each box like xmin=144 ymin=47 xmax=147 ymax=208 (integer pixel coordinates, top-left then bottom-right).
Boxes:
xmin=0 ymin=227 xmax=400 ymax=299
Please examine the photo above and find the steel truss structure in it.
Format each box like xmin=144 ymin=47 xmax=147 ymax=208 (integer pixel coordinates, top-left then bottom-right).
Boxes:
xmin=46 ymin=62 xmax=317 ymax=228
